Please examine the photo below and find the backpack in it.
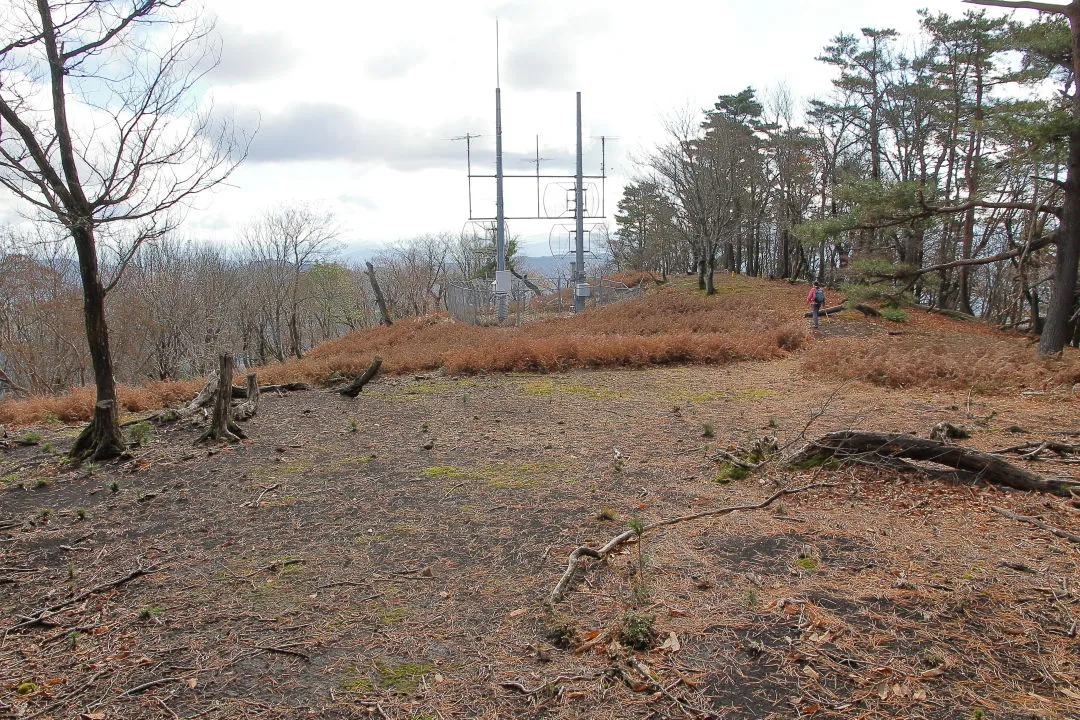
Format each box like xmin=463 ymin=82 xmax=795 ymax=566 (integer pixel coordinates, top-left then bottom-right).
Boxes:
xmin=814 ymin=287 xmax=825 ymax=304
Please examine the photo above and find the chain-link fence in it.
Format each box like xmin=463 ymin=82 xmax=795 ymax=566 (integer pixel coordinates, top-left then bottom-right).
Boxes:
xmin=445 ymin=275 xmax=644 ymax=326
xmin=444 ymin=278 xmax=533 ymax=326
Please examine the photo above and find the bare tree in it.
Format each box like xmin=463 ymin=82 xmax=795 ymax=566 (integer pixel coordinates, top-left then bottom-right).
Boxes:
xmin=374 ymin=233 xmax=449 ymax=318
xmin=240 ymin=205 xmax=340 ymax=360
xmin=0 ymin=0 xmax=247 ymax=458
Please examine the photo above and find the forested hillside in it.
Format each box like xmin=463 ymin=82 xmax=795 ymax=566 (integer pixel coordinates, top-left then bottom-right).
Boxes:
xmin=611 ymin=7 xmax=1080 ymax=355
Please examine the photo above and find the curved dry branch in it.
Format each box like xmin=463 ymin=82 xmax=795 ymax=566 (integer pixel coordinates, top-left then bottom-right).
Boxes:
xmin=991 ymin=505 xmax=1080 ymax=543
xmin=550 ymin=481 xmax=840 ymax=603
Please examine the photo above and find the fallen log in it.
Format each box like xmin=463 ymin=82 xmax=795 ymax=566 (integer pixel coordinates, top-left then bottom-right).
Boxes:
xmin=231 ymin=381 xmax=312 ymax=398
xmin=791 ymin=430 xmax=1080 ymax=496
xmin=803 ymin=304 xmax=846 ymax=318
xmin=338 ymin=356 xmax=382 ymax=398
xmin=233 ymin=373 xmax=260 ymax=421
xmin=853 ymin=303 xmax=881 ymax=317
xmin=916 ymin=304 xmax=978 ymax=322
xmin=802 ymin=303 xmax=884 ymax=319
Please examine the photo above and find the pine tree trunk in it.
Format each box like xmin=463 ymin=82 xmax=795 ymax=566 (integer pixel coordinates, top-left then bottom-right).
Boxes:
xmin=1039 ymin=133 xmax=1080 ymax=355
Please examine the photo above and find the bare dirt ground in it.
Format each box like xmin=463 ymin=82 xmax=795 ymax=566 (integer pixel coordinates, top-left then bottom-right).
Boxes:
xmin=2 ymin=340 xmax=1079 ymax=719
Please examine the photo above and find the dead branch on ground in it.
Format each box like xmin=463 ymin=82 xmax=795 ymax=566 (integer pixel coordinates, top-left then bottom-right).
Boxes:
xmin=991 ymin=506 xmax=1080 ymax=544
xmin=992 ymin=440 xmax=1080 ymax=460
xmin=3 ymin=563 xmax=158 ymax=641
xmin=550 ymin=482 xmax=839 ymax=603
xmin=231 ymin=381 xmax=312 ymax=398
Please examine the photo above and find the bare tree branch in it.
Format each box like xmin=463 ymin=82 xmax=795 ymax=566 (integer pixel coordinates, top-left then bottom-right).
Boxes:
xmin=964 ymin=0 xmax=1072 ymax=15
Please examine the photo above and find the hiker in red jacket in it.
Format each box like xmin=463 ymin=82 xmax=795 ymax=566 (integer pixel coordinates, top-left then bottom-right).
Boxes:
xmin=807 ymin=282 xmax=825 ymax=329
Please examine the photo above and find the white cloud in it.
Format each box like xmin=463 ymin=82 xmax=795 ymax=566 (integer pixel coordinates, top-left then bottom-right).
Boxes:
xmin=1 ymin=0 xmax=1016 ymax=257
xmin=210 ymin=22 xmax=297 ymax=85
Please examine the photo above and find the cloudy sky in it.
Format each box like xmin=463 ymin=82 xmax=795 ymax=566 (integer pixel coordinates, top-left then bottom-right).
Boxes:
xmin=7 ymin=0 xmax=1017 ymax=257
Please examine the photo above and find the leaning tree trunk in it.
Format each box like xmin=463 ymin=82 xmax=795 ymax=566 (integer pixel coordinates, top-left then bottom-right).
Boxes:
xmin=366 ymin=261 xmax=393 ymax=327
xmin=339 ymin=356 xmax=382 ymax=398
xmin=70 ymin=224 xmax=125 ymax=460
xmin=198 ymin=354 xmax=246 ymax=443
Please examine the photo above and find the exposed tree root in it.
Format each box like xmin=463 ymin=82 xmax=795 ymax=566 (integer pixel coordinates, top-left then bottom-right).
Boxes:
xmin=550 ymin=482 xmax=839 ymax=603
xmin=122 ymin=372 xmax=219 ymax=427
xmin=70 ymin=401 xmax=127 ymax=461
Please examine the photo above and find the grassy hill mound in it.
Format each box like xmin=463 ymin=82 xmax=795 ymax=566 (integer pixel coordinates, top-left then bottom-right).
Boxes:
xmin=1 ymin=274 xmax=1077 ymax=425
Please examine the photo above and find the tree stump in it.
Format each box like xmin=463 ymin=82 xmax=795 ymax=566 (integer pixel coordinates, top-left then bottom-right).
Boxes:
xmin=198 ymin=354 xmax=246 ymax=443
xmin=233 ymin=373 xmax=260 ymax=421
xmin=339 ymin=356 xmax=382 ymax=398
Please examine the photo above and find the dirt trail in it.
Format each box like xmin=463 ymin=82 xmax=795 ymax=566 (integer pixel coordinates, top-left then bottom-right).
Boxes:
xmin=1 ymin=358 xmax=1078 ymax=719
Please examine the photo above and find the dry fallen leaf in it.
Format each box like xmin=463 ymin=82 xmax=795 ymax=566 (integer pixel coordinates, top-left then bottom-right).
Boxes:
xmin=507 ymin=608 xmax=527 ymax=618
xmin=658 ymin=632 xmax=681 ymax=653
xmin=186 ymin=677 xmax=198 ymax=689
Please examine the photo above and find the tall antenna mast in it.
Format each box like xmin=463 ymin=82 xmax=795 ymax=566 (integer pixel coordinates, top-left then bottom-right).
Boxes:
xmin=494 ymin=18 xmax=508 ymax=321
xmin=573 ymin=92 xmax=585 ymax=313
